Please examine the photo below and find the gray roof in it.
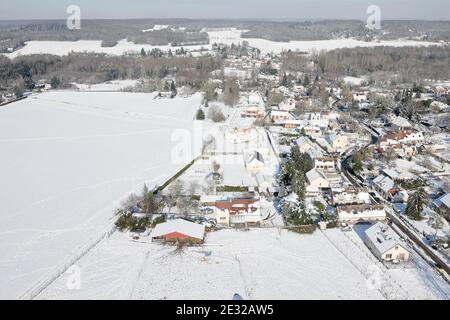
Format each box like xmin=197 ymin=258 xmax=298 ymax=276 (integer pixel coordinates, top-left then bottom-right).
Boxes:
xmin=435 ymin=193 xmax=450 ymax=209
xmin=364 ymin=222 xmax=407 ymax=256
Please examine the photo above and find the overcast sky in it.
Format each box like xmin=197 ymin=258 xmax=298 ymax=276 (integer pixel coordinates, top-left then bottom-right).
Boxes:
xmin=1 ymin=0 xmax=449 ymax=21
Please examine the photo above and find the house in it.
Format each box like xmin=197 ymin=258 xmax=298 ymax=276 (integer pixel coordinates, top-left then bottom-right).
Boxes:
xmin=150 ymin=219 xmax=205 ymax=244
xmin=430 ymin=101 xmax=449 ymax=113
xmin=306 ymin=169 xmax=330 ymax=190
xmin=295 ymin=136 xmax=313 ymax=153
xmin=268 ymin=110 xmax=295 ymax=124
xmin=434 ymin=193 xmax=450 ymax=221
xmin=325 ymin=134 xmax=348 ymax=153
xmin=214 ymin=197 xmax=261 ymax=226
xmin=302 ymin=124 xmax=322 ymax=137
xmin=372 ymin=174 xmax=398 ymax=201
xmin=279 ymin=99 xmax=296 ymax=111
xmin=382 ymin=168 xmax=416 ymax=181
xmin=241 ymin=106 xmax=265 ymax=118
xmin=332 ymin=187 xmax=371 ymax=206
xmin=353 ymin=92 xmax=368 ymax=102
xmin=246 ymin=151 xmax=265 ymax=172
xmin=364 ymin=222 xmax=410 ymax=262
xmin=379 ymin=131 xmax=424 ymax=148
xmin=338 ymin=204 xmax=386 ymax=224
xmin=281 ymin=119 xmax=303 ymax=129
xmin=308 ymin=112 xmax=330 ymax=129
xmin=314 ymin=157 xmax=335 ymax=172
xmin=390 ymin=116 xmax=413 ymax=132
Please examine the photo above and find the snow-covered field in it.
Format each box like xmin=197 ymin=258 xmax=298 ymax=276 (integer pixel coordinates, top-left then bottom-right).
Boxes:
xmin=5 ymin=39 xmax=208 ymax=59
xmin=37 ymin=227 xmax=449 ymax=300
xmin=5 ymin=29 xmax=443 ymax=59
xmin=73 ymin=80 xmax=141 ymax=92
xmin=0 ymin=91 xmax=204 ymax=299
xmin=37 ymin=228 xmax=383 ymax=300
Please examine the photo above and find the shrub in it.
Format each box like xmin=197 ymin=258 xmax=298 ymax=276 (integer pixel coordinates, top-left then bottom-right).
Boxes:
xmin=152 ymin=215 xmax=166 ymax=227
xmin=208 ymin=106 xmax=226 ymax=122
xmin=286 ymin=225 xmax=316 ymax=234
xmin=115 ymin=213 xmax=151 ymax=232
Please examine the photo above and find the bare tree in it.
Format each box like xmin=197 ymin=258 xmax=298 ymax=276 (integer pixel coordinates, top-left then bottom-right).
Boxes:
xmin=188 ymin=180 xmax=200 ymax=196
xmin=208 ymin=105 xmax=226 ymax=123
xmin=223 ymin=77 xmax=240 ymax=107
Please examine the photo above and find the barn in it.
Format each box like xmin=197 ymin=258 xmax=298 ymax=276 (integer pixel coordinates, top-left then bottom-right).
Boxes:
xmin=150 ymin=219 xmax=205 ymax=244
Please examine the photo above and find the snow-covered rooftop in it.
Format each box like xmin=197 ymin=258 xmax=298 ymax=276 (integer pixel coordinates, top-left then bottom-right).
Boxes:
xmin=150 ymin=219 xmax=205 ymax=240
xmin=364 ymin=222 xmax=407 ymax=256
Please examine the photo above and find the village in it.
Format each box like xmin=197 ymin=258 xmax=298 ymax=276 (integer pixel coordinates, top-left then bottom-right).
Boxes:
xmin=1 ymin=23 xmax=450 ymax=300
xmin=84 ymin=39 xmax=450 ymax=296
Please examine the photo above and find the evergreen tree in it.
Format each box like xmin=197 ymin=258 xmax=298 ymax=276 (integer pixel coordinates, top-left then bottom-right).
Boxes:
xmin=291 ymin=171 xmax=306 ymax=201
xmin=50 ymin=76 xmax=61 ymax=89
xmin=170 ymin=80 xmax=177 ymax=97
xmin=405 ymin=188 xmax=427 ymax=221
xmin=196 ymin=108 xmax=205 ymax=120
xmin=140 ymin=48 xmax=146 ymax=57
xmin=303 ymin=74 xmax=310 ymax=87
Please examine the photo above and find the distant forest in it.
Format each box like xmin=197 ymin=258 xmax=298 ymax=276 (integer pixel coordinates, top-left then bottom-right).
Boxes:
xmin=0 ymin=52 xmax=222 ymax=91
xmin=2 ymin=19 xmax=450 ymax=53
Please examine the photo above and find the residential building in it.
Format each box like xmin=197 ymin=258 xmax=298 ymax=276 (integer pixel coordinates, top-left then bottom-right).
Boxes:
xmin=246 ymin=151 xmax=265 ymax=172
xmin=364 ymin=222 xmax=410 ymax=262
xmin=390 ymin=116 xmax=413 ymax=132
xmin=150 ymin=219 xmax=205 ymax=244
xmin=332 ymin=187 xmax=371 ymax=206
xmin=314 ymin=157 xmax=335 ymax=172
xmin=325 ymin=134 xmax=348 ymax=153
xmin=372 ymin=174 xmax=399 ymax=200
xmin=306 ymin=169 xmax=330 ymax=189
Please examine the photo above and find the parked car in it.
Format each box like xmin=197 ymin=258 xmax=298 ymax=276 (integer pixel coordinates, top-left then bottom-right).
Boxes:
xmin=201 ymin=207 xmax=214 ymax=214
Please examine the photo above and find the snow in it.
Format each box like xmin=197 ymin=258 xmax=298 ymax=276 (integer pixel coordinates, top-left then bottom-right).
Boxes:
xmin=206 ymin=29 xmax=442 ymax=55
xmin=343 ymin=76 xmax=367 ymax=86
xmin=37 ymin=227 xmax=449 ymax=300
xmin=5 ymin=39 xmax=209 ymax=59
xmin=73 ymin=80 xmax=141 ymax=91
xmin=38 ymin=228 xmax=386 ymax=300
xmin=150 ymin=219 xmax=205 ymax=240
xmin=4 ymin=29 xmax=444 ymax=59
xmin=0 ymin=91 xmax=204 ymax=299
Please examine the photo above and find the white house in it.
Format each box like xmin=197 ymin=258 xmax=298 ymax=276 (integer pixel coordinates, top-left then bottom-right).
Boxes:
xmin=150 ymin=219 xmax=205 ymax=243
xmin=325 ymin=134 xmax=348 ymax=153
xmin=268 ymin=110 xmax=294 ymax=124
xmin=296 ymin=136 xmax=314 ymax=153
xmin=372 ymin=174 xmax=397 ymax=200
xmin=306 ymin=169 xmax=330 ymax=189
xmin=246 ymin=151 xmax=265 ymax=172
xmin=302 ymin=124 xmax=322 ymax=137
xmin=314 ymin=157 xmax=335 ymax=172
xmin=364 ymin=222 xmax=410 ymax=262
xmin=279 ymin=99 xmax=296 ymax=111
xmin=332 ymin=187 xmax=371 ymax=206
xmin=380 ymin=131 xmax=424 ymax=148
xmin=434 ymin=193 xmax=450 ymax=218
xmin=390 ymin=116 xmax=413 ymax=132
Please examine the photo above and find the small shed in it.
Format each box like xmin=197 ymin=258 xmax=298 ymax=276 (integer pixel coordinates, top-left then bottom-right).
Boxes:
xmin=150 ymin=219 xmax=205 ymax=244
